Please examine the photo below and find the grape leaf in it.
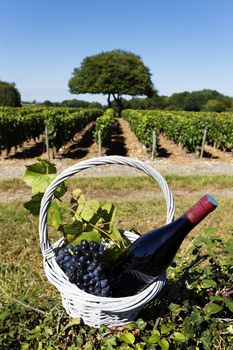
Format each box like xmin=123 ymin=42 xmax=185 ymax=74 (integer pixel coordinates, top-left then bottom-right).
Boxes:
xmin=110 ymin=225 xmax=126 ymax=245
xmin=54 ymin=182 xmax=67 ymax=198
xmin=63 ymin=221 xmax=84 ymax=236
xmin=71 ymin=230 xmax=101 ymax=245
xmin=48 ymin=200 xmax=63 ymax=229
xmin=101 ymin=202 xmax=116 ymax=223
xmin=71 ymin=189 xmax=85 ymax=204
xmin=23 ymin=193 xmax=43 ymax=215
xmin=79 ymin=200 xmax=100 ymax=222
xmin=26 ymin=159 xmax=57 ymax=174
xmin=23 ymin=160 xmax=57 ymax=194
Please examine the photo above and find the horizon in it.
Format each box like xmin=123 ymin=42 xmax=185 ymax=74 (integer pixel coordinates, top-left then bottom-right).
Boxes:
xmin=1 ymin=0 xmax=233 ymax=103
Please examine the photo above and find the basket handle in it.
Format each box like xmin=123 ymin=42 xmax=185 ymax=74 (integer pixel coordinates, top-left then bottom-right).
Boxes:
xmin=39 ymin=156 xmax=175 ymax=257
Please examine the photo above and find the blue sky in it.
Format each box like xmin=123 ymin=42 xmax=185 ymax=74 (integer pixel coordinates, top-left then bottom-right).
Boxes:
xmin=1 ymin=0 xmax=233 ymax=103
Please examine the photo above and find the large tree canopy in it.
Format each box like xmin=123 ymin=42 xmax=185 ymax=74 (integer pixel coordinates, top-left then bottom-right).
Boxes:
xmin=68 ymin=49 xmax=156 ymax=115
xmin=0 ymin=81 xmax=21 ymax=107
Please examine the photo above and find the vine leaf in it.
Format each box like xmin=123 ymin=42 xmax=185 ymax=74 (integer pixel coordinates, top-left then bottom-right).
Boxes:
xmin=76 ymin=199 xmax=100 ymax=222
xmin=70 ymin=230 xmax=102 ymax=245
xmin=101 ymin=202 xmax=116 ymax=223
xmin=23 ymin=159 xmax=57 ymax=194
xmin=24 ymin=193 xmax=43 ymax=215
xmin=23 ymin=159 xmax=66 ymax=197
xmin=110 ymin=225 xmax=126 ymax=246
xmin=63 ymin=221 xmax=84 ymax=236
xmin=47 ymin=200 xmax=63 ymax=229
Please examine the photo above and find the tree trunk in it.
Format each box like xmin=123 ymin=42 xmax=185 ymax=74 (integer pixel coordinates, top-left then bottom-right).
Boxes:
xmin=113 ymin=94 xmax=123 ymax=117
xmin=107 ymin=94 xmax=112 ymax=108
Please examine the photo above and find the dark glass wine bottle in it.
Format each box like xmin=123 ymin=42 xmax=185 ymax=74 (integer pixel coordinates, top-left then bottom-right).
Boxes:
xmin=107 ymin=194 xmax=218 ymax=297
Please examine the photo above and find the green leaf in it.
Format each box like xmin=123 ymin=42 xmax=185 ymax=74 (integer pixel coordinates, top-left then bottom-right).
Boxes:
xmin=24 ymin=193 xmax=43 ymax=215
xmin=200 ymin=330 xmax=212 ymax=350
xmin=135 ymin=344 xmax=146 ymax=350
xmin=171 ymin=332 xmax=186 ymax=342
xmin=204 ymin=303 xmax=222 ymax=315
xmin=101 ymin=202 xmax=116 ymax=223
xmin=191 ymin=309 xmax=203 ymax=326
xmin=202 ymin=279 xmax=217 ymax=288
xmin=158 ymin=338 xmax=169 ymax=350
xmin=25 ymin=159 xmax=57 ymax=175
xmin=160 ymin=324 xmax=171 ymax=334
xmin=71 ymin=230 xmax=101 ymax=245
xmin=55 ymin=182 xmax=67 ymax=198
xmin=48 ymin=200 xmax=63 ymax=229
xmin=168 ymin=303 xmax=182 ymax=315
xmin=118 ymin=332 xmax=135 ymax=345
xmin=223 ymin=298 xmax=233 ymax=312
xmin=110 ymin=225 xmax=126 ymax=244
xmin=134 ymin=319 xmax=147 ymax=330
xmin=80 ymin=200 xmax=100 ymax=222
xmin=100 ymin=336 xmax=117 ymax=349
xmin=63 ymin=221 xmax=84 ymax=236
xmin=71 ymin=188 xmax=85 ymax=204
xmin=23 ymin=164 xmax=56 ymax=194
xmin=148 ymin=332 xmax=160 ymax=344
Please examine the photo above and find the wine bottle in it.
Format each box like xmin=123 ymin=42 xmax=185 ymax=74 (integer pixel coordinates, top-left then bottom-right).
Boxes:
xmin=107 ymin=194 xmax=218 ymax=297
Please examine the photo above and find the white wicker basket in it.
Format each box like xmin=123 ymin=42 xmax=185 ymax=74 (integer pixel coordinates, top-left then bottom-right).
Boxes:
xmin=39 ymin=156 xmax=175 ymax=328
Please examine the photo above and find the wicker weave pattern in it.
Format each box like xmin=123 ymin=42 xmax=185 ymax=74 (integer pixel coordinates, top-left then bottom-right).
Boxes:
xmin=39 ymin=156 xmax=175 ymax=327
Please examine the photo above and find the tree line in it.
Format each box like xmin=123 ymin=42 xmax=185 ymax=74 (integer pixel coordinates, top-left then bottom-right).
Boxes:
xmin=1 ymin=49 xmax=232 ymax=113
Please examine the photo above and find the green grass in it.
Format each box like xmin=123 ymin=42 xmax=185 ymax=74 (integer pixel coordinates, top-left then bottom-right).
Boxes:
xmin=0 ymin=176 xmax=232 ymax=349
xmin=0 ymin=193 xmax=232 ymax=309
xmin=1 ymin=174 xmax=233 ymax=192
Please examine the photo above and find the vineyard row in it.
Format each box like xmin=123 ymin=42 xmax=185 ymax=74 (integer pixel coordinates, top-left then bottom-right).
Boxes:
xmin=122 ymin=109 xmax=233 ymax=152
xmin=0 ymin=106 xmax=103 ymax=153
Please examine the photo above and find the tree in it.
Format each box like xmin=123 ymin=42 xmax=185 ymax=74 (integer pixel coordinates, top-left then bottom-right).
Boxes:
xmin=0 ymin=81 xmax=21 ymax=106
xmin=68 ymin=49 xmax=156 ymax=116
xmin=168 ymin=89 xmax=232 ymax=112
xmin=202 ymin=99 xmax=226 ymax=112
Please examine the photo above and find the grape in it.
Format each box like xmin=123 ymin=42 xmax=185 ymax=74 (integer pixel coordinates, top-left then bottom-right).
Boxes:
xmin=55 ymin=240 xmax=112 ymax=297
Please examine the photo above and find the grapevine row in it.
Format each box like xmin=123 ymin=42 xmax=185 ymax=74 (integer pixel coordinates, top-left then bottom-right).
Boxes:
xmin=94 ymin=109 xmax=115 ymax=145
xmin=0 ymin=106 xmax=102 ymax=153
xmin=122 ymin=109 xmax=233 ymax=152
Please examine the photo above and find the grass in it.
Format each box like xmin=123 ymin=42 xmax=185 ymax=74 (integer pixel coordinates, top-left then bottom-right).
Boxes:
xmin=0 ymin=175 xmax=232 ymax=348
xmin=1 ymin=174 xmax=233 ymax=192
xmin=0 ymin=194 xmax=232 ymax=310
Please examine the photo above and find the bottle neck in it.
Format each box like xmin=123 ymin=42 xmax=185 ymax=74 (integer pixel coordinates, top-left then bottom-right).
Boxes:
xmin=185 ymin=194 xmax=218 ymax=225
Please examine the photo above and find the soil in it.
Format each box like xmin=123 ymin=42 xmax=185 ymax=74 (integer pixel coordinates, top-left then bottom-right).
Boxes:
xmin=1 ymin=118 xmax=233 ymax=182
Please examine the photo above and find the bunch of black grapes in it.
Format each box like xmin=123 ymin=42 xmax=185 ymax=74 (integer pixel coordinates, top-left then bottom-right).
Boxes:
xmin=55 ymin=240 xmax=112 ymax=297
